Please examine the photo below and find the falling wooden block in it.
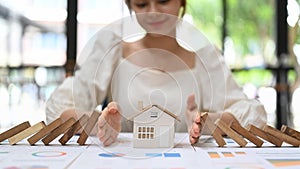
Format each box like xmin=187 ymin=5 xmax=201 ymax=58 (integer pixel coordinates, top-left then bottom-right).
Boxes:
xmin=230 ymin=122 xmax=264 ymax=147
xmin=0 ymin=121 xmax=31 ymax=143
xmin=264 ymin=125 xmax=300 ymax=147
xmin=59 ymin=115 xmax=89 ymax=145
xmin=247 ymin=124 xmax=283 ymax=147
xmin=8 ymin=121 xmax=46 ymax=145
xmin=203 ymin=114 xmax=226 ymax=147
xmin=281 ymin=125 xmax=300 ymax=141
xmin=77 ymin=110 xmax=101 ymax=145
xmin=212 ymin=127 xmax=226 ymax=147
xmin=27 ymin=118 xmax=63 ymax=145
xmin=42 ymin=118 xmax=76 ymax=145
xmin=215 ymin=119 xmax=247 ymax=147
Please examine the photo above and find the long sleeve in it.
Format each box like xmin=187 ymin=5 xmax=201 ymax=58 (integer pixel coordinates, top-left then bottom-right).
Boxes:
xmin=197 ymin=45 xmax=267 ymax=128
xmin=46 ymin=27 xmax=122 ymax=124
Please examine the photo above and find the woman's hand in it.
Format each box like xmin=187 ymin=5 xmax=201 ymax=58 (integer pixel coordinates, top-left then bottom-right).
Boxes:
xmin=185 ymin=94 xmax=202 ymax=144
xmin=97 ymin=102 xmax=121 ymax=146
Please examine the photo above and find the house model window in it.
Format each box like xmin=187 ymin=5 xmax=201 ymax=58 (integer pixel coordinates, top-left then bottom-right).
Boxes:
xmin=129 ymin=102 xmax=181 ymax=148
xmin=137 ymin=126 xmax=154 ymax=139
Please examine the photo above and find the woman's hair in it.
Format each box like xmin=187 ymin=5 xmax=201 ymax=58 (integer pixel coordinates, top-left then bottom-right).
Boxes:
xmin=125 ymin=0 xmax=186 ymax=18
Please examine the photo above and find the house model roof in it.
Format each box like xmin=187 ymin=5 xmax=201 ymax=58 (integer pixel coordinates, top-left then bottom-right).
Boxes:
xmin=128 ymin=104 xmax=181 ymax=122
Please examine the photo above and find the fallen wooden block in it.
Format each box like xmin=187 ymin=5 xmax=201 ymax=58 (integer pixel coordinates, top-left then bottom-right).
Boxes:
xmin=281 ymin=125 xmax=300 ymax=141
xmin=77 ymin=110 xmax=101 ymax=145
xmin=212 ymin=127 xmax=226 ymax=147
xmin=42 ymin=118 xmax=76 ymax=145
xmin=215 ymin=119 xmax=247 ymax=147
xmin=247 ymin=124 xmax=283 ymax=147
xmin=230 ymin=122 xmax=264 ymax=147
xmin=8 ymin=121 xmax=46 ymax=145
xmin=27 ymin=118 xmax=63 ymax=145
xmin=59 ymin=115 xmax=89 ymax=145
xmin=264 ymin=125 xmax=300 ymax=147
xmin=0 ymin=121 xmax=31 ymax=143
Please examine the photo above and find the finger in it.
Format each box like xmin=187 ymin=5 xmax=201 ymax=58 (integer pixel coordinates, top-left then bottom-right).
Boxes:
xmin=97 ymin=126 xmax=106 ymax=139
xmin=107 ymin=102 xmax=119 ymax=114
xmin=192 ymin=123 xmax=200 ymax=135
xmin=190 ymin=124 xmax=201 ymax=144
xmin=98 ymin=118 xmax=107 ymax=128
xmin=111 ymin=132 xmax=118 ymax=141
xmin=99 ymin=128 xmax=110 ymax=142
xmin=103 ymin=136 xmax=115 ymax=146
xmin=190 ymin=135 xmax=199 ymax=144
xmin=98 ymin=108 xmax=109 ymax=128
xmin=101 ymin=128 xmax=114 ymax=145
xmin=191 ymin=123 xmax=200 ymax=136
xmin=194 ymin=113 xmax=201 ymax=124
xmin=189 ymin=132 xmax=199 ymax=144
xmin=98 ymin=126 xmax=107 ymax=140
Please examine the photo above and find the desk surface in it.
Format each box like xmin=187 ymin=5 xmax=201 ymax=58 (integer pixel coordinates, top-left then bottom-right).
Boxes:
xmin=0 ymin=133 xmax=300 ymax=169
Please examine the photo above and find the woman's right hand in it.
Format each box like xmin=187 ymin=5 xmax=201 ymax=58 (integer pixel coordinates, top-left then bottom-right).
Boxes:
xmin=97 ymin=102 xmax=121 ymax=146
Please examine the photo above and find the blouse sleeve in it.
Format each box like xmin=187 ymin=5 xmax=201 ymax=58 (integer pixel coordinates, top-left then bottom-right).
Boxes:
xmin=197 ymin=45 xmax=267 ymax=128
xmin=45 ymin=27 xmax=122 ymax=124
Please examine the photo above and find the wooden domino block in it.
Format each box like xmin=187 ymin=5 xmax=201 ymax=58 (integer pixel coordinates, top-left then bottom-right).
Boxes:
xmin=212 ymin=127 xmax=226 ymax=147
xmin=215 ymin=119 xmax=247 ymax=147
xmin=8 ymin=121 xmax=46 ymax=145
xmin=202 ymin=114 xmax=226 ymax=147
xmin=27 ymin=118 xmax=63 ymax=145
xmin=0 ymin=121 xmax=31 ymax=143
xmin=230 ymin=122 xmax=264 ymax=147
xmin=247 ymin=124 xmax=283 ymax=147
xmin=264 ymin=125 xmax=300 ymax=147
xmin=77 ymin=110 xmax=101 ymax=145
xmin=42 ymin=118 xmax=76 ymax=145
xmin=281 ymin=125 xmax=300 ymax=141
xmin=59 ymin=115 xmax=89 ymax=145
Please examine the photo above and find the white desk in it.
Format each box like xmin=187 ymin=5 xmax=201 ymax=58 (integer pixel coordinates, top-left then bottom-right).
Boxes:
xmin=0 ymin=133 xmax=300 ymax=169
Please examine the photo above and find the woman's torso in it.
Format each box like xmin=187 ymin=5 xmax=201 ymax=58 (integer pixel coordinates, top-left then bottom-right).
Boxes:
xmin=110 ymin=39 xmax=201 ymax=132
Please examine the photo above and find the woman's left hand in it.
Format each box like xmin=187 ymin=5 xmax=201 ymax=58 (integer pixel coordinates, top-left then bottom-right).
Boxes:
xmin=185 ymin=94 xmax=202 ymax=144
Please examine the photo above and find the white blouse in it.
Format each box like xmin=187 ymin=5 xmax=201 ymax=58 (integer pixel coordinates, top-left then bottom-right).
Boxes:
xmin=111 ymin=57 xmax=200 ymax=132
xmin=45 ymin=23 xmax=267 ymax=132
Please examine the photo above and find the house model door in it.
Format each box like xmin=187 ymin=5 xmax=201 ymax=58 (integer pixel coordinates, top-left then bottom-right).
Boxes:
xmin=159 ymin=126 xmax=170 ymax=147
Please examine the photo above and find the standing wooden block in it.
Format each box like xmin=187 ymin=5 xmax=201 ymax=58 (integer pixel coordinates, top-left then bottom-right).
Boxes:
xmin=59 ymin=115 xmax=89 ymax=145
xmin=27 ymin=118 xmax=63 ymax=145
xmin=42 ymin=118 xmax=76 ymax=145
xmin=212 ymin=127 xmax=226 ymax=147
xmin=199 ymin=112 xmax=208 ymax=125
xmin=281 ymin=125 xmax=300 ymax=141
xmin=215 ymin=119 xmax=247 ymax=147
xmin=77 ymin=110 xmax=101 ymax=145
xmin=264 ymin=125 xmax=300 ymax=147
xmin=0 ymin=121 xmax=31 ymax=142
xmin=230 ymin=122 xmax=264 ymax=147
xmin=247 ymin=124 xmax=283 ymax=147
xmin=8 ymin=121 xmax=46 ymax=145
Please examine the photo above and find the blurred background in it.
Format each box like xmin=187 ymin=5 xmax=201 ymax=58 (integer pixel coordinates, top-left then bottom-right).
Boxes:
xmin=0 ymin=0 xmax=299 ymax=131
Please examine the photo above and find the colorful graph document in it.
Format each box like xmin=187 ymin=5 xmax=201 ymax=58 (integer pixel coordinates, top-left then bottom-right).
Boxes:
xmin=1 ymin=133 xmax=300 ymax=169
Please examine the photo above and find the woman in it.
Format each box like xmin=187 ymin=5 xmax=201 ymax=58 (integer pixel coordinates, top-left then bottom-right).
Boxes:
xmin=46 ymin=0 xmax=267 ymax=146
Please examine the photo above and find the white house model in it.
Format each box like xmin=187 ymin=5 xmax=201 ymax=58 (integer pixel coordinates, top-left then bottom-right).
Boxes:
xmin=129 ymin=103 xmax=181 ymax=148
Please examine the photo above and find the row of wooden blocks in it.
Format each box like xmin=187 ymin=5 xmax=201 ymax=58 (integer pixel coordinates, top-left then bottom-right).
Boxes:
xmin=1 ymin=110 xmax=300 ymax=147
xmin=0 ymin=110 xmax=101 ymax=145
xmin=200 ymin=112 xmax=300 ymax=147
